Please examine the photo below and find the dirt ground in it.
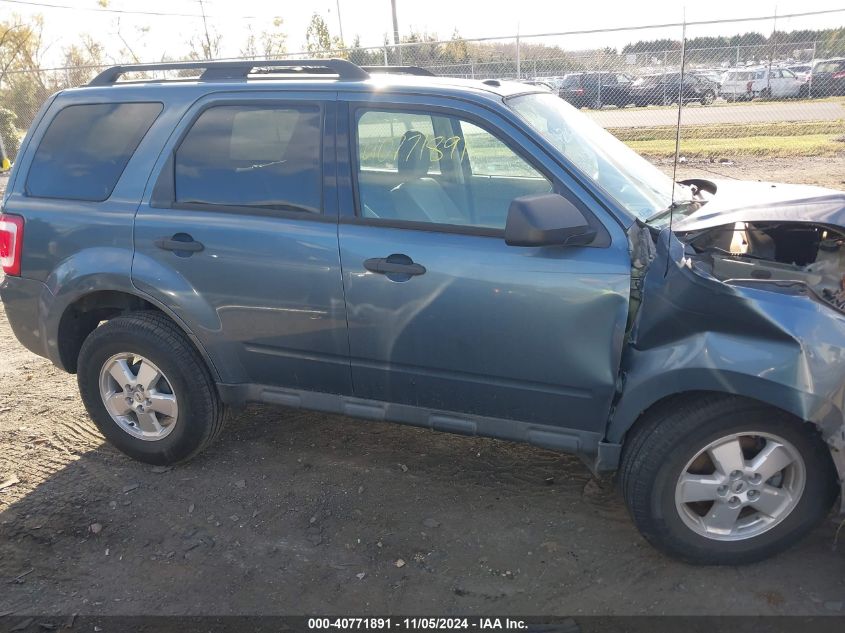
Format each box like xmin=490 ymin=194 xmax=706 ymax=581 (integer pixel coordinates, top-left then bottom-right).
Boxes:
xmin=659 ymin=154 xmax=845 ymax=190
xmin=1 ymin=156 xmax=845 ymax=618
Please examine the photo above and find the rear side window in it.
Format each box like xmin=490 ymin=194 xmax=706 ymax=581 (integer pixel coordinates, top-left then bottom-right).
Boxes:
xmin=561 ymin=75 xmax=581 ymax=88
xmin=26 ymin=102 xmax=162 ymax=201
xmin=174 ymin=104 xmax=322 ymax=213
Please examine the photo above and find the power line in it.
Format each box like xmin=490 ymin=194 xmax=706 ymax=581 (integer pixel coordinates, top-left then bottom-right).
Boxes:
xmin=0 ymin=0 xmax=279 ymax=20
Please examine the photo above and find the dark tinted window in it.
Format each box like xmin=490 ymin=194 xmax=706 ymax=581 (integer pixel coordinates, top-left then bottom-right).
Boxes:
xmin=175 ymin=104 xmax=321 ymax=213
xmin=561 ymin=75 xmax=581 ymax=88
xmin=27 ymin=102 xmax=162 ymax=201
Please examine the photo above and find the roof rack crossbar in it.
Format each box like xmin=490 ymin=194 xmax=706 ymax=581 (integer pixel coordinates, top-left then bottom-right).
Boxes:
xmin=361 ymin=65 xmax=435 ymax=76
xmin=88 ymin=58 xmax=370 ymax=86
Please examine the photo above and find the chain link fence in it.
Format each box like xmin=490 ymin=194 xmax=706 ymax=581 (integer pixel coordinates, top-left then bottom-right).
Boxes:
xmin=1 ymin=13 xmax=844 ymax=167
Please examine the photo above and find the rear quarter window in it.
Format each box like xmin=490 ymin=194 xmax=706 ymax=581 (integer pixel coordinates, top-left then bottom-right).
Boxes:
xmin=26 ymin=102 xmax=162 ymax=202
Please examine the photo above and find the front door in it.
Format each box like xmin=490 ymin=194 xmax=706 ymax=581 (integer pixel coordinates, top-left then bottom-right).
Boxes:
xmin=132 ymin=92 xmax=351 ymax=394
xmin=337 ymin=98 xmax=631 ymax=431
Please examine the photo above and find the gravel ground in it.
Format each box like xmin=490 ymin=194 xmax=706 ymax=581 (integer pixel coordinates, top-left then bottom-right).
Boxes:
xmin=1 ymin=157 xmax=845 ymax=617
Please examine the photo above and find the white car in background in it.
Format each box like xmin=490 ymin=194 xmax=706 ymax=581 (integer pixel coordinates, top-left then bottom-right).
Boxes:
xmin=721 ymin=66 xmax=805 ymax=100
xmin=785 ymin=63 xmax=813 ymax=82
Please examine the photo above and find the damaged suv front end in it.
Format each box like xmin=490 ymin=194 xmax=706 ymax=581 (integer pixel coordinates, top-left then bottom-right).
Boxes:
xmin=509 ymin=92 xmax=845 ymax=540
xmin=614 ymin=181 xmax=845 ymax=509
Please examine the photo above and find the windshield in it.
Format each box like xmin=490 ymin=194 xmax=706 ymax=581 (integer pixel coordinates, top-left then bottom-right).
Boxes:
xmin=507 ymin=92 xmax=690 ymax=222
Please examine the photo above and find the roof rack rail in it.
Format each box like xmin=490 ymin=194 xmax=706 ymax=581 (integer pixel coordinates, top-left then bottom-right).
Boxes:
xmin=88 ymin=58 xmax=370 ymax=86
xmin=361 ymin=65 xmax=435 ymax=76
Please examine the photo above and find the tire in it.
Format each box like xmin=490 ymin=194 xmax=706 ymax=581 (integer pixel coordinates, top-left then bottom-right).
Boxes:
xmin=760 ymin=88 xmax=772 ymax=100
xmin=619 ymin=394 xmax=838 ymax=565
xmin=77 ymin=311 xmax=226 ymax=465
xmin=700 ymin=90 xmax=715 ymax=106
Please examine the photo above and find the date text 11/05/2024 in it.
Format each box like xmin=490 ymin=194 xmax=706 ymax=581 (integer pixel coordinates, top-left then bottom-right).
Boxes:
xmin=307 ymin=618 xmax=530 ymax=630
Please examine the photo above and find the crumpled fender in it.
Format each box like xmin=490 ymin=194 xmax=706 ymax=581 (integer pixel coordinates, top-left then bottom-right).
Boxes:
xmin=608 ymin=229 xmax=845 ymax=461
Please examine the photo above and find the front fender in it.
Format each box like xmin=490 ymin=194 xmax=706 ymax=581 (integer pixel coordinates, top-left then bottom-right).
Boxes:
xmin=609 ymin=230 xmax=845 ymax=448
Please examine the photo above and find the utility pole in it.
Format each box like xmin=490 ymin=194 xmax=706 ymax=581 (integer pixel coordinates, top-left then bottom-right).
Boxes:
xmin=390 ymin=0 xmax=402 ymax=64
xmin=197 ymin=0 xmax=213 ymax=60
xmin=335 ymin=0 xmax=345 ymax=47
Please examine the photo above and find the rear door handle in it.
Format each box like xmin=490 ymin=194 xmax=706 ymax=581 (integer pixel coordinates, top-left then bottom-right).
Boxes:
xmin=364 ymin=255 xmax=426 ymax=276
xmin=154 ymin=234 xmax=204 ymax=253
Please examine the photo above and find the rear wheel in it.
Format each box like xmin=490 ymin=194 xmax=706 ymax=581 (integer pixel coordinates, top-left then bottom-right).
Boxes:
xmin=619 ymin=395 xmax=838 ymax=564
xmin=700 ymin=90 xmax=715 ymax=106
xmin=77 ymin=311 xmax=226 ymax=465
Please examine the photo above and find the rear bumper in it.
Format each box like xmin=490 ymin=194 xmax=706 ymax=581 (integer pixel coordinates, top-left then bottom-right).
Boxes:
xmin=0 ymin=274 xmax=51 ymax=361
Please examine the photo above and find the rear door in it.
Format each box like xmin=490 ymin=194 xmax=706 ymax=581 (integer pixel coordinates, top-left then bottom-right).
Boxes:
xmin=336 ymin=94 xmax=631 ymax=432
xmin=132 ymin=91 xmax=352 ymax=394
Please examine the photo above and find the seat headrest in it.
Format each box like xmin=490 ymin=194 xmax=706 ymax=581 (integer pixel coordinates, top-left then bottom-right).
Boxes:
xmin=396 ymin=130 xmax=430 ymax=178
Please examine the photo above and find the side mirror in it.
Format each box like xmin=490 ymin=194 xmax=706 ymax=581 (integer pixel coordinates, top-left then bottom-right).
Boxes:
xmin=504 ymin=194 xmax=597 ymax=247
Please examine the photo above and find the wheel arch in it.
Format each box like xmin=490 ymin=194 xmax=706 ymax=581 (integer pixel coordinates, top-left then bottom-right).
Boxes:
xmin=54 ymin=288 xmax=221 ymax=382
xmin=607 ymin=371 xmax=842 ymax=446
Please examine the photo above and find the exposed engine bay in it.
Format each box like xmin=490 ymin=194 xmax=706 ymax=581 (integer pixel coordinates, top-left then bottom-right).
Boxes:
xmin=680 ymin=221 xmax=845 ymax=312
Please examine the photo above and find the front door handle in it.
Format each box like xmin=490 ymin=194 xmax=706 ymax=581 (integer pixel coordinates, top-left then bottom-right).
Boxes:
xmin=154 ymin=234 xmax=204 ymax=253
xmin=364 ymin=254 xmax=426 ymax=276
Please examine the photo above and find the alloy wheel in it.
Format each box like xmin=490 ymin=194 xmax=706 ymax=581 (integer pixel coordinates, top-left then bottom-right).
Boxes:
xmin=98 ymin=353 xmax=179 ymax=441
xmin=674 ymin=432 xmax=806 ymax=541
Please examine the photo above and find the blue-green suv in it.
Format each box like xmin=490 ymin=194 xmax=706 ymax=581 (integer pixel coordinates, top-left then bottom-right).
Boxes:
xmin=1 ymin=59 xmax=843 ymax=564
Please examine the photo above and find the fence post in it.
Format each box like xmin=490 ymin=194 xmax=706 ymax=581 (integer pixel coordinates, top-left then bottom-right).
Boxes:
xmin=662 ymin=50 xmax=668 ymax=106
xmin=809 ymin=40 xmax=817 ymax=97
xmin=470 ymin=59 xmax=475 ymax=79
xmin=515 ymin=33 xmax=521 ymax=79
xmin=597 ymin=50 xmax=603 ymax=108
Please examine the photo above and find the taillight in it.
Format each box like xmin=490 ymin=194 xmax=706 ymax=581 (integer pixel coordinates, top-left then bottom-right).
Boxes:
xmin=575 ymin=87 xmax=584 ymax=95
xmin=746 ymin=81 xmax=754 ymax=93
xmin=0 ymin=214 xmax=24 ymax=276
xmin=833 ymin=70 xmax=845 ymax=80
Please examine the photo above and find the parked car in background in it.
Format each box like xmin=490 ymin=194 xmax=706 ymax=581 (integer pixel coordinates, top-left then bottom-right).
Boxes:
xmin=721 ymin=66 xmax=805 ymax=100
xmin=809 ymin=58 xmax=845 ymax=96
xmin=785 ymin=63 xmax=812 ymax=82
xmin=558 ymin=71 xmax=634 ymax=108
xmin=630 ymin=72 xmax=718 ymax=106
xmin=720 ymin=68 xmax=758 ymax=101
xmin=691 ymin=69 xmax=724 ymax=89
xmin=520 ymin=80 xmax=555 ymax=91
xmin=535 ymin=76 xmax=565 ymax=91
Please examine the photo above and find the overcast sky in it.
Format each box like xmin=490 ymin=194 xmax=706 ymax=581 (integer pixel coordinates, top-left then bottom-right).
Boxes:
xmin=3 ymin=0 xmax=845 ymax=67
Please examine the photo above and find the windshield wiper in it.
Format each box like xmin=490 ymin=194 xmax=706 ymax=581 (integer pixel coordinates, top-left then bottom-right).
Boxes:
xmin=644 ymin=183 xmax=704 ymax=224
xmin=645 ymin=200 xmax=687 ymax=224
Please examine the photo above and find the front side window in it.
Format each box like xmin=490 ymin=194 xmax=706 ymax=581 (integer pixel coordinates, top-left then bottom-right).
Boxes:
xmin=26 ymin=102 xmax=162 ymax=201
xmin=175 ymin=104 xmax=321 ymax=213
xmin=354 ymin=109 xmax=550 ymax=230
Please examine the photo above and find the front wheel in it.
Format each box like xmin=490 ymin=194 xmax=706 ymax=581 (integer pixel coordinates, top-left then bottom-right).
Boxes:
xmin=619 ymin=395 xmax=838 ymax=564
